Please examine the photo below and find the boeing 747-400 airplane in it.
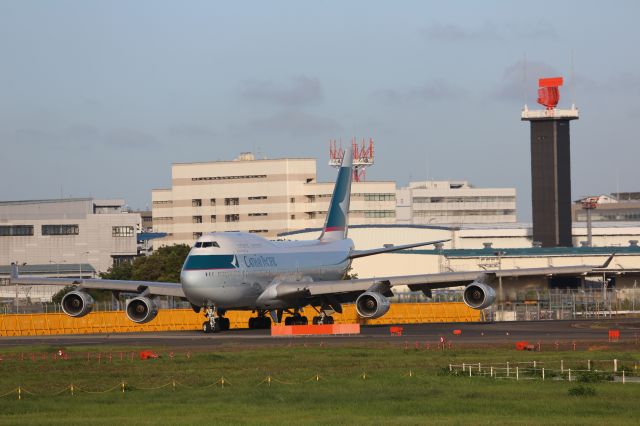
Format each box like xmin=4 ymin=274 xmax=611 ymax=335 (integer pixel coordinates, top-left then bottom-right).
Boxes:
xmin=10 ymin=149 xmax=614 ymax=332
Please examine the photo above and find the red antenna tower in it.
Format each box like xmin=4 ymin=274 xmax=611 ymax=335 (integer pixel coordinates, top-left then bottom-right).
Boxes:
xmin=329 ymin=138 xmax=374 ymax=182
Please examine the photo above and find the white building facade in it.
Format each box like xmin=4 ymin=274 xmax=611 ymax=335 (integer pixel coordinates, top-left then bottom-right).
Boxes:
xmin=0 ymin=198 xmax=140 ymax=274
xmin=152 ymin=153 xmax=396 ymax=245
xmin=396 ymin=180 xmax=517 ymax=225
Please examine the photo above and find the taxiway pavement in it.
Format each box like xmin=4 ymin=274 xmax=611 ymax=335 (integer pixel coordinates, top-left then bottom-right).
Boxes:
xmin=1 ymin=318 xmax=638 ymax=348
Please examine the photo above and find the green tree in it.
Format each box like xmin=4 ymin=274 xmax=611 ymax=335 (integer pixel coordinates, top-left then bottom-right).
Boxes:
xmin=100 ymin=244 xmax=190 ymax=283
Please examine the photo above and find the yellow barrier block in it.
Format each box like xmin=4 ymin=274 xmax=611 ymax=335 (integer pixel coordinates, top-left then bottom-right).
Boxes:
xmin=0 ymin=303 xmax=479 ymax=337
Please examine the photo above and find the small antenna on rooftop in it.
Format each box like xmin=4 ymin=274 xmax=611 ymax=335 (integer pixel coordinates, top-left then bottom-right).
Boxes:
xmin=570 ymin=49 xmax=575 ymax=107
xmin=522 ymin=53 xmax=528 ymax=107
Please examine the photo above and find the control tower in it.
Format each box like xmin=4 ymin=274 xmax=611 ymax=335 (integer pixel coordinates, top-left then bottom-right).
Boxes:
xmin=521 ymin=77 xmax=579 ymax=247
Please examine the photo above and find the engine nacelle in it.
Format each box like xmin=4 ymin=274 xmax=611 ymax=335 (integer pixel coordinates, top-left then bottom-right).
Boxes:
xmin=126 ymin=297 xmax=159 ymax=324
xmin=463 ymin=282 xmax=496 ymax=310
xmin=61 ymin=290 xmax=94 ymax=318
xmin=355 ymin=291 xmax=390 ymax=319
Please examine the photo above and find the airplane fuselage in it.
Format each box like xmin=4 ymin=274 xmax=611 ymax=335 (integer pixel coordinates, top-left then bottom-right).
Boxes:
xmin=180 ymin=232 xmax=353 ymax=310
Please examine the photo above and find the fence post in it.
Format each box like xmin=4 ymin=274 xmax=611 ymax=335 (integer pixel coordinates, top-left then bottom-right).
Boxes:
xmin=542 ymin=368 xmax=545 ymax=381
xmin=533 ymin=360 xmax=537 ymax=368
xmin=478 ymin=362 xmax=481 ymax=373
xmin=588 ymin=359 xmax=591 ymax=371
xmin=622 ymin=370 xmax=625 ymax=384
xmin=449 ymin=364 xmax=452 ymax=372
xmin=568 ymin=369 xmax=571 ymax=382
xmin=561 ymin=360 xmax=564 ymax=373
xmin=516 ymin=366 xmax=519 ymax=381
xmin=614 ymin=359 xmax=618 ymax=372
xmin=469 ymin=367 xmax=472 ymax=377
xmin=490 ymin=366 xmax=493 ymax=377
xmin=507 ymin=362 xmax=510 ymax=377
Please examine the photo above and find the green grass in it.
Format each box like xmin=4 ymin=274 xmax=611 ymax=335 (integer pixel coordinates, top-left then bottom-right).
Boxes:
xmin=0 ymin=343 xmax=639 ymax=425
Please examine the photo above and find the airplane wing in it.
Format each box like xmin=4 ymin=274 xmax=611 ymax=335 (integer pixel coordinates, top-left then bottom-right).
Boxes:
xmin=9 ymin=264 xmax=185 ymax=298
xmin=348 ymin=239 xmax=450 ymax=259
xmin=265 ymin=254 xmax=616 ymax=302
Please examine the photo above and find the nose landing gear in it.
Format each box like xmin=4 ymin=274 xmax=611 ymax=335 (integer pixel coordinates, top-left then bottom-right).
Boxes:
xmin=202 ymin=305 xmax=230 ymax=333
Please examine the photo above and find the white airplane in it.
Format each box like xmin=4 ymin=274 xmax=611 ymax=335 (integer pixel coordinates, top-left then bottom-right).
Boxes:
xmin=10 ymin=149 xmax=615 ymax=333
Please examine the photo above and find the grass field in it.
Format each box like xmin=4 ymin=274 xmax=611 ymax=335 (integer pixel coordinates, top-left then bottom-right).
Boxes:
xmin=1 ymin=342 xmax=639 ymax=425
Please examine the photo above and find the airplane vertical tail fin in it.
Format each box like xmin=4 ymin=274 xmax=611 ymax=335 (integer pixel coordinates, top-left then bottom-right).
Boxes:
xmin=319 ymin=145 xmax=353 ymax=242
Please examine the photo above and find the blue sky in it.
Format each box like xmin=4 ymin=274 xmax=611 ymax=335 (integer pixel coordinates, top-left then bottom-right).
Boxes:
xmin=1 ymin=1 xmax=639 ymax=219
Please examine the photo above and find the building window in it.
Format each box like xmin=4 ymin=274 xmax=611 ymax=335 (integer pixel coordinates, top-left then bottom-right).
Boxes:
xmin=191 ymin=174 xmax=267 ymax=181
xmin=210 ymin=215 xmax=217 ymax=223
xmin=112 ymin=255 xmax=135 ymax=267
xmin=225 ymin=214 xmax=239 ymax=222
xmin=248 ymin=196 xmax=267 ymax=200
xmin=192 ymin=216 xmax=203 ymax=223
xmin=249 ymin=229 xmax=268 ymax=233
xmin=192 ymin=199 xmax=202 ymax=207
xmin=210 ymin=198 xmax=216 ymax=206
xmin=364 ymin=193 xmax=396 ymax=202
xmin=42 ymin=224 xmax=79 ymax=235
xmin=291 ymin=214 xmax=296 ymax=220
xmin=224 ymin=198 xmax=240 ymax=206
xmin=112 ymin=226 xmax=135 ymax=237
xmin=307 ymin=212 xmax=316 ymax=219
xmin=290 ymin=197 xmax=295 ymax=203
xmin=363 ymin=210 xmax=396 ymax=218
xmin=0 ymin=225 xmax=34 ymax=236
xmin=193 ymin=232 xmax=202 ymax=239
xmin=248 ymin=213 xmax=268 ymax=217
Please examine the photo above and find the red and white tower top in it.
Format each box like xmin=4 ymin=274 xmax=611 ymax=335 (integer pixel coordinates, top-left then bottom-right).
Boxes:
xmin=521 ymin=76 xmax=579 ymax=120
xmin=329 ymin=138 xmax=374 ymax=182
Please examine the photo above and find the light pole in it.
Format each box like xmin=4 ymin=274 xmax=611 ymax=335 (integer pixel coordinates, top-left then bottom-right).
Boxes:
xmin=79 ymin=251 xmax=90 ymax=279
xmin=494 ymin=251 xmax=506 ymax=302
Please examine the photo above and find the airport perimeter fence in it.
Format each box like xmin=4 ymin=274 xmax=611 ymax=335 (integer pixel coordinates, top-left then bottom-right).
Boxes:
xmin=448 ymin=359 xmax=640 ymax=384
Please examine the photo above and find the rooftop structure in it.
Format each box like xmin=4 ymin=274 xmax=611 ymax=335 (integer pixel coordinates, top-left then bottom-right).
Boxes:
xmin=573 ymin=194 xmax=640 ymax=222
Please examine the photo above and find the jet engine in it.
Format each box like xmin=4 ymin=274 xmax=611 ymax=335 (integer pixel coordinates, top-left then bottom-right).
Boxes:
xmin=463 ymin=282 xmax=496 ymax=310
xmin=355 ymin=291 xmax=390 ymax=319
xmin=61 ymin=290 xmax=94 ymax=317
xmin=125 ymin=297 xmax=159 ymax=324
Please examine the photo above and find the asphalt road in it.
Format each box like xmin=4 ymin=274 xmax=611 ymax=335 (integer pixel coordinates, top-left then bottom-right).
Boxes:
xmin=2 ymin=318 xmax=639 ymax=348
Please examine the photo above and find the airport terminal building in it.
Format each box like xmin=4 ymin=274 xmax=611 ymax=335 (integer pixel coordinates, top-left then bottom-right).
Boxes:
xmin=280 ymin=223 xmax=640 ymax=300
xmin=0 ymin=198 xmax=140 ymax=275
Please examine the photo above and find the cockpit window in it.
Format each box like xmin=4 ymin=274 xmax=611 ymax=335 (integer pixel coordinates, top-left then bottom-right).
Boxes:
xmin=194 ymin=242 xmax=203 ymax=248
xmin=202 ymin=241 xmax=220 ymax=248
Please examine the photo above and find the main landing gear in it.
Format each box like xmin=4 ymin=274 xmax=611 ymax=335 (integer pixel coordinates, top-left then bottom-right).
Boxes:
xmin=202 ymin=305 xmax=230 ymax=333
xmin=312 ymin=314 xmax=334 ymax=325
xmin=248 ymin=310 xmax=272 ymax=329
xmin=284 ymin=311 xmax=309 ymax=326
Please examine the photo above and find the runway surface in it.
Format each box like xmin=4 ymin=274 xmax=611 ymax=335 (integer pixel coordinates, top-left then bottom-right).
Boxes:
xmin=2 ymin=318 xmax=639 ymax=348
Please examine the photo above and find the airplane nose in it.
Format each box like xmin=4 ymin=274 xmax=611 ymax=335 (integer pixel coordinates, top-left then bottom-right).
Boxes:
xmin=180 ymin=270 xmax=197 ymax=289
